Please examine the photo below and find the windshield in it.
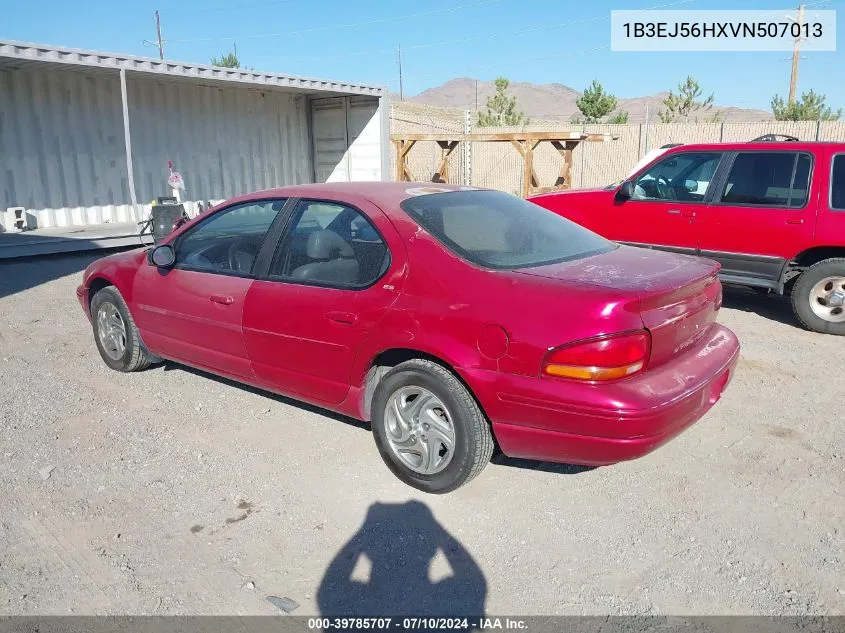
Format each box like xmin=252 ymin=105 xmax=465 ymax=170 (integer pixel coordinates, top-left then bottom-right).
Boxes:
xmin=400 ymin=189 xmax=614 ymax=270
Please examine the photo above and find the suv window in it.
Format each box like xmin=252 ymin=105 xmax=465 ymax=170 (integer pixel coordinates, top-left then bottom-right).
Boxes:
xmin=400 ymin=189 xmax=613 ymax=269
xmin=632 ymin=152 xmax=722 ymax=202
xmin=269 ymin=200 xmax=389 ymax=288
xmin=831 ymin=154 xmax=845 ymax=211
xmin=175 ymin=199 xmax=286 ymax=275
xmin=719 ymin=152 xmax=811 ymax=208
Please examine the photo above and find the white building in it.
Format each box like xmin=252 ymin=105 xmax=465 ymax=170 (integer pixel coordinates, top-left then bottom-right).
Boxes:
xmin=0 ymin=40 xmax=389 ymax=258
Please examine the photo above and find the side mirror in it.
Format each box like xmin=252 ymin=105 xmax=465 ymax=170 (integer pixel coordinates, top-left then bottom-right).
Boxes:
xmin=616 ymin=180 xmax=635 ymax=201
xmin=149 ymin=244 xmax=176 ymax=268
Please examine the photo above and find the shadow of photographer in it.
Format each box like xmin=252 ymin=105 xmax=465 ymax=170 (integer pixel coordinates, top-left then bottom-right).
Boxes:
xmin=317 ymin=500 xmax=486 ymax=628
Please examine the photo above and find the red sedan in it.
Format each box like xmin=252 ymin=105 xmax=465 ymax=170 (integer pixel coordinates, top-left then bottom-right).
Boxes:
xmin=77 ymin=182 xmax=740 ymax=493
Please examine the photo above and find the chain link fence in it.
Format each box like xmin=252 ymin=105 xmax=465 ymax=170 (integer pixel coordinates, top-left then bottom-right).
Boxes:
xmin=391 ymin=102 xmax=845 ymax=193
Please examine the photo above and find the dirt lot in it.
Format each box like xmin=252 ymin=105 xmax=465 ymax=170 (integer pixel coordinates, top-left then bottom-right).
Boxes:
xmin=1 ymin=249 xmax=844 ymax=616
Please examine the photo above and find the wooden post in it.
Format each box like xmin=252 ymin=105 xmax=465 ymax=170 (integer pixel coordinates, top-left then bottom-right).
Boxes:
xmin=393 ymin=139 xmax=417 ymax=182
xmin=520 ymin=140 xmax=540 ymax=198
xmin=393 ymin=139 xmax=404 ymax=182
xmin=434 ymin=141 xmax=459 ymax=183
xmin=551 ymin=140 xmax=577 ymax=190
xmin=389 ymin=132 xmax=614 ymax=192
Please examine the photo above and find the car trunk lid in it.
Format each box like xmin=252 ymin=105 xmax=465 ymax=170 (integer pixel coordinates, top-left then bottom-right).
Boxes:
xmin=513 ymin=245 xmax=722 ymax=368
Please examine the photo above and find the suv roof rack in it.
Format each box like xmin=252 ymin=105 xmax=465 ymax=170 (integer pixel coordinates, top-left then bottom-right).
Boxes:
xmin=660 ymin=143 xmax=683 ymax=148
xmin=751 ymin=134 xmax=800 ymax=142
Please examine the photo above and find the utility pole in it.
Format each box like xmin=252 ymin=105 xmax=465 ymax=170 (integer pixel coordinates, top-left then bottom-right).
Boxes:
xmin=475 ymin=80 xmax=478 ymax=110
xmin=788 ymin=4 xmax=805 ymax=103
xmin=154 ymin=10 xmax=164 ymax=60
xmin=397 ymin=45 xmax=404 ymax=101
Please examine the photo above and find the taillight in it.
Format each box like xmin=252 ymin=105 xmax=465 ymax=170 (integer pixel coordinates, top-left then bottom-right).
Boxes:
xmin=542 ymin=330 xmax=651 ymax=382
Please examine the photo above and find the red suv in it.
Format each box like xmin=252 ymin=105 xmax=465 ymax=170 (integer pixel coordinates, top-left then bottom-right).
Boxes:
xmin=530 ymin=136 xmax=845 ymax=335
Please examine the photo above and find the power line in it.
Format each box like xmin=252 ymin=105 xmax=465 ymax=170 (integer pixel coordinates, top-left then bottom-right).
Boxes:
xmin=411 ymin=44 xmax=613 ymax=82
xmin=166 ymin=0 xmax=504 ymax=44
xmin=248 ymin=0 xmax=696 ymax=65
xmin=202 ymin=0 xmax=298 ymax=14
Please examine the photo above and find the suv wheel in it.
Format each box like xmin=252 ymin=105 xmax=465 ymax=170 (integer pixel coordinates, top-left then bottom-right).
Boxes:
xmin=791 ymin=258 xmax=845 ymax=335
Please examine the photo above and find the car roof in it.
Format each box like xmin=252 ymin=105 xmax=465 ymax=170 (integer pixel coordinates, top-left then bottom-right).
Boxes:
xmin=662 ymin=140 xmax=844 ymax=153
xmin=222 ymin=181 xmax=487 ymax=215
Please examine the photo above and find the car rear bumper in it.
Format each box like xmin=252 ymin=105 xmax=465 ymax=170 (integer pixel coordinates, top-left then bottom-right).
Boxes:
xmin=460 ymin=324 xmax=740 ymax=466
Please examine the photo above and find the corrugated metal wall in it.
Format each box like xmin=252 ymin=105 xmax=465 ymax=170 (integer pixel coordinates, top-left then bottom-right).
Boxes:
xmin=127 ymin=74 xmax=312 ymax=205
xmin=0 ymin=66 xmax=315 ymax=228
xmin=0 ymin=66 xmax=132 ymax=227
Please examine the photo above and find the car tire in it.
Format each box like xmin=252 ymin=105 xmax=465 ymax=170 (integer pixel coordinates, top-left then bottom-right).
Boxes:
xmin=370 ymin=359 xmax=494 ymax=494
xmin=90 ymin=286 xmax=153 ymax=372
xmin=791 ymin=258 xmax=845 ymax=335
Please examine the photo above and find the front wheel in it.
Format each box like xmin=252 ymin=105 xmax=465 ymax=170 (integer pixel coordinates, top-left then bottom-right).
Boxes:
xmin=791 ymin=258 xmax=845 ymax=335
xmin=90 ymin=286 xmax=153 ymax=371
xmin=370 ymin=359 xmax=494 ymax=494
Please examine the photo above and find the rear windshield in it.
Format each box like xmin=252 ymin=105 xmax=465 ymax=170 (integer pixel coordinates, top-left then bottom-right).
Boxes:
xmin=400 ymin=190 xmax=614 ymax=269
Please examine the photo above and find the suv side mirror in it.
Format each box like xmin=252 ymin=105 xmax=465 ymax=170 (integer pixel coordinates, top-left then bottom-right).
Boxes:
xmin=149 ymin=244 xmax=176 ymax=268
xmin=616 ymin=180 xmax=635 ymax=201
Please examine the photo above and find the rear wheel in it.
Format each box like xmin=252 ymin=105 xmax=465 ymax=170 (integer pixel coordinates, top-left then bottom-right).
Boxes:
xmin=370 ymin=359 xmax=494 ymax=494
xmin=791 ymin=258 xmax=845 ymax=335
xmin=90 ymin=286 xmax=152 ymax=372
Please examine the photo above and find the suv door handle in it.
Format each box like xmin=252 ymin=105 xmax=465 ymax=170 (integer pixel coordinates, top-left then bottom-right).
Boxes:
xmin=210 ymin=294 xmax=234 ymax=305
xmin=667 ymin=208 xmax=696 ymax=218
xmin=786 ymin=217 xmax=805 ymax=225
xmin=327 ymin=311 xmax=357 ymax=325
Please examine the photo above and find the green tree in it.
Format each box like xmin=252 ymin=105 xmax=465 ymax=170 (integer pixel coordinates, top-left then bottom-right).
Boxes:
xmin=607 ymin=111 xmax=630 ymax=124
xmin=771 ymin=90 xmax=842 ymax=121
xmin=211 ymin=50 xmax=241 ymax=68
xmin=659 ymin=76 xmax=715 ymax=122
xmin=576 ymin=80 xmax=618 ymax=123
xmin=477 ymin=77 xmax=528 ymax=127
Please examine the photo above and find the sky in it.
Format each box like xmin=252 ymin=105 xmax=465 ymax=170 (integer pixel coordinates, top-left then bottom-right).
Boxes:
xmin=1 ymin=0 xmax=843 ymax=113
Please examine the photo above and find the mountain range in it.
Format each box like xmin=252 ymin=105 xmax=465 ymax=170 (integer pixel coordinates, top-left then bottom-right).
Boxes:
xmin=399 ymin=78 xmax=773 ymax=123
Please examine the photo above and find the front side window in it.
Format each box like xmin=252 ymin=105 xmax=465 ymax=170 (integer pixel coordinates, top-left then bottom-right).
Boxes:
xmin=719 ymin=152 xmax=811 ymax=208
xmin=269 ymin=200 xmax=389 ymax=288
xmin=631 ymin=152 xmax=722 ymax=202
xmin=831 ymin=154 xmax=845 ymax=211
xmin=401 ymin=190 xmax=613 ymax=270
xmin=175 ymin=199 xmax=286 ymax=275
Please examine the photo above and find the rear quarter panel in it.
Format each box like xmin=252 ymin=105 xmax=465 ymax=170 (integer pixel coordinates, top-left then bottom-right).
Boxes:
xmin=350 ymin=214 xmax=645 ymax=388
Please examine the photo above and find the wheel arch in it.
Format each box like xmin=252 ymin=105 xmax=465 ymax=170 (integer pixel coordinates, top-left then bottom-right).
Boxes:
xmin=780 ymin=246 xmax=845 ymax=294
xmin=359 ymin=347 xmax=486 ymax=423
xmin=87 ymin=276 xmax=115 ymax=312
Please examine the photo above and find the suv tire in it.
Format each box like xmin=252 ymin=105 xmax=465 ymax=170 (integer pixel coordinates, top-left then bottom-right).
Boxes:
xmin=791 ymin=258 xmax=845 ymax=335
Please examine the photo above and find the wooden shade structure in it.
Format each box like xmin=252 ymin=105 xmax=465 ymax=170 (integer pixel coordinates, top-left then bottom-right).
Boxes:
xmin=390 ymin=131 xmax=616 ymax=198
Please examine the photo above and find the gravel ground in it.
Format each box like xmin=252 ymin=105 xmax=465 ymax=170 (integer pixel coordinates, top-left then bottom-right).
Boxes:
xmin=1 ymin=250 xmax=844 ymax=617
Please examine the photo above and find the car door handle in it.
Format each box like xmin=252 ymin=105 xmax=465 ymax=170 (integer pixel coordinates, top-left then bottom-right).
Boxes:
xmin=210 ymin=294 xmax=234 ymax=305
xmin=786 ymin=217 xmax=805 ymax=225
xmin=668 ymin=209 xmax=696 ymax=218
xmin=326 ymin=311 xmax=357 ymax=325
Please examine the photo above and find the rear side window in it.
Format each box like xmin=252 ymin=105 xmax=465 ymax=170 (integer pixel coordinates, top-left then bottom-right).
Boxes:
xmin=400 ymin=190 xmax=614 ymax=270
xmin=831 ymin=155 xmax=845 ymax=211
xmin=719 ymin=152 xmax=812 ymax=208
